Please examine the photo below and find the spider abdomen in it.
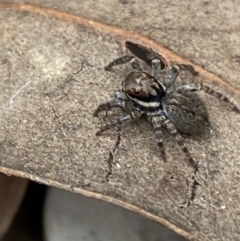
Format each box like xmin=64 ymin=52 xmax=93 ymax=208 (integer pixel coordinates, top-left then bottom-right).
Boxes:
xmin=163 ymin=91 xmax=210 ymax=135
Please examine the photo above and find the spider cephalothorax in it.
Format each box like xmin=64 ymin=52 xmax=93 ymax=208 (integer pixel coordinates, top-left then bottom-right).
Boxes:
xmin=94 ymin=42 xmax=240 ymax=172
xmin=123 ymin=71 xmax=165 ymax=110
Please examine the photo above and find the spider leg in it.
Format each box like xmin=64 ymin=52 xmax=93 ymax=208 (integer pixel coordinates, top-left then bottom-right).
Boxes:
xmin=163 ymin=65 xmax=179 ymax=89
xmin=151 ymin=59 xmax=162 ymax=81
xmin=104 ymin=55 xmax=134 ymax=70
xmin=178 ymin=83 xmax=240 ymax=113
xmin=130 ymin=58 xmax=143 ymax=71
xmin=94 ymin=98 xmax=124 ymax=117
xmin=171 ymin=63 xmax=199 ymax=76
xmin=202 ymin=85 xmax=240 ymax=113
xmin=162 ymin=117 xmax=199 ymax=172
xmin=151 ymin=115 xmax=167 ymax=163
xmin=177 ymin=83 xmax=201 ymax=92
xmin=96 ymin=112 xmax=141 ymax=136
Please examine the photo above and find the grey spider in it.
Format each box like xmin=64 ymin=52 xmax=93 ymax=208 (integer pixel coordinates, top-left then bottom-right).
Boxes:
xmin=94 ymin=45 xmax=239 ymax=172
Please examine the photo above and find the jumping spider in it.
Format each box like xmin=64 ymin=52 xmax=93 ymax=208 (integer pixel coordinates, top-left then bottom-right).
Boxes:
xmin=94 ymin=42 xmax=240 ymax=172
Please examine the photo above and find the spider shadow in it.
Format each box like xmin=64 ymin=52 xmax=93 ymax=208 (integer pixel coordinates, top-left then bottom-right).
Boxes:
xmin=99 ymin=112 xmax=212 ymax=161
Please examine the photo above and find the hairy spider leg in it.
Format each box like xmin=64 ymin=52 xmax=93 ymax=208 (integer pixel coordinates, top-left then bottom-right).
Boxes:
xmin=163 ymin=65 xmax=179 ymax=89
xmin=176 ymin=83 xmax=201 ymax=92
xmin=202 ymin=85 xmax=240 ymax=113
xmin=96 ymin=112 xmax=141 ymax=136
xmin=171 ymin=63 xmax=199 ymax=76
xmin=151 ymin=115 xmax=167 ymax=163
xmin=104 ymin=55 xmax=134 ymax=71
xmin=161 ymin=116 xmax=199 ymax=172
xmin=130 ymin=58 xmax=143 ymax=71
xmin=104 ymin=55 xmax=144 ymax=72
xmin=94 ymin=98 xmax=123 ymax=117
xmin=151 ymin=60 xmax=180 ymax=90
xmin=151 ymin=59 xmax=162 ymax=82
xmin=178 ymin=83 xmax=240 ymax=113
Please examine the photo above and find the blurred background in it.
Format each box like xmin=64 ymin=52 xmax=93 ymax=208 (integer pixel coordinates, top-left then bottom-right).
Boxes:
xmin=1 ymin=175 xmax=186 ymax=241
